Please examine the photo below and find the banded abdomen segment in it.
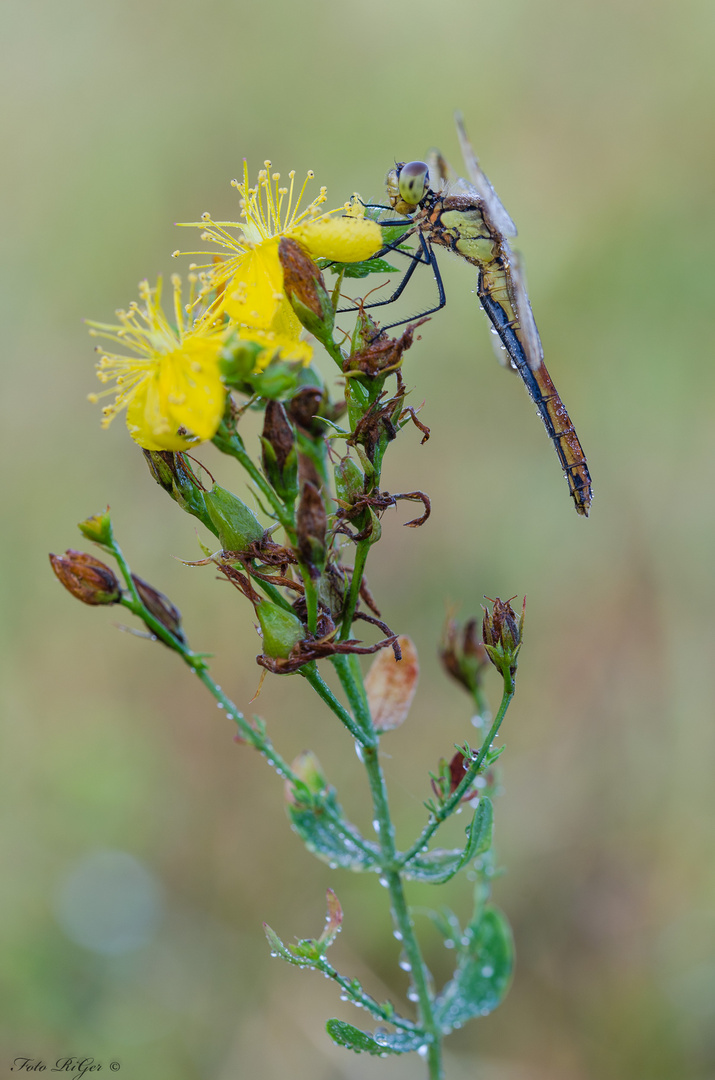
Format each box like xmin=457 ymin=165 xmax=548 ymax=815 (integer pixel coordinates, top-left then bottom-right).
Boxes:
xmin=477 ymin=269 xmax=593 ymax=516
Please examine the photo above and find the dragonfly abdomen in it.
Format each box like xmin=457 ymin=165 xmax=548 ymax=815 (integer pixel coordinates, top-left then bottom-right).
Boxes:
xmin=476 ymin=270 xmax=593 ymax=516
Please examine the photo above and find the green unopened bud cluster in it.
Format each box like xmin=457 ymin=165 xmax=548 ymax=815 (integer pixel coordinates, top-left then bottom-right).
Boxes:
xmin=482 ymin=597 xmax=525 ymax=680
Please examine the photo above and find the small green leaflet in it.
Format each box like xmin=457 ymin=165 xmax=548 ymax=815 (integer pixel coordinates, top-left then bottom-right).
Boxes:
xmin=402 ymin=798 xmax=493 ymax=884
xmin=434 ymin=907 xmax=513 ymax=1032
xmin=317 ymin=256 xmax=399 ymax=279
xmin=287 ymin=788 xmax=380 ymax=871
xmin=326 ymin=1019 xmax=426 ymax=1056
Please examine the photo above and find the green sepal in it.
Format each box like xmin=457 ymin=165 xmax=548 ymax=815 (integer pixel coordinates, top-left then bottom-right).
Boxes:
xmin=290 ymin=287 xmax=335 ymax=344
xmin=204 ymin=483 xmax=264 ymax=552
xmin=402 ymin=799 xmax=493 ymax=884
xmin=326 ymin=1020 xmax=427 ymax=1056
xmin=287 ymin=786 xmax=379 ymax=871
xmin=366 ymin=507 xmax=381 ymax=545
xmin=433 ymin=906 xmax=514 ymax=1033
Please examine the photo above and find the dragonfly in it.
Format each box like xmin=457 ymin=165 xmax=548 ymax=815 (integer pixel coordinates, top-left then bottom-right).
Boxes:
xmin=352 ymin=113 xmax=592 ymax=517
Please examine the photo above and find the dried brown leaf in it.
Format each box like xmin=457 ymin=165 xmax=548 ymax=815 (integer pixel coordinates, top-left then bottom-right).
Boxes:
xmin=364 ymin=634 xmax=419 ymax=732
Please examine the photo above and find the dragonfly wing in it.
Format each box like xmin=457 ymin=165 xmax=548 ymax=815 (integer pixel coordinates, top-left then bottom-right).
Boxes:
xmin=454 ymin=111 xmax=518 ymax=238
xmin=425 ymin=148 xmax=453 ymax=192
xmin=506 ymin=248 xmax=544 ymax=370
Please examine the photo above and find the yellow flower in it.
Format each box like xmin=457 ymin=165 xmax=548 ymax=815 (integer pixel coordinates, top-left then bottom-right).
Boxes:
xmin=175 ymin=161 xmax=382 ymax=329
xmin=87 ymin=276 xmax=227 ymax=451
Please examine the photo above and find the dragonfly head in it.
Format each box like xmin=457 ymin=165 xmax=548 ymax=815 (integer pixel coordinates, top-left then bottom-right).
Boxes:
xmin=386 ymin=161 xmax=429 ymax=215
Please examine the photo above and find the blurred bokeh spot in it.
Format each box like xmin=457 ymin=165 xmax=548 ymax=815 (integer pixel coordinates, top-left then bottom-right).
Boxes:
xmin=53 ymin=850 xmax=163 ymax=955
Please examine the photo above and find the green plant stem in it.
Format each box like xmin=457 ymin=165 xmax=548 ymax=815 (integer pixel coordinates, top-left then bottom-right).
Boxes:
xmin=213 ymin=424 xmax=295 ymax=536
xmin=339 ymin=539 xmax=370 ymax=639
xmin=320 ymin=332 xmax=348 ymax=374
xmin=254 ymin=575 xmax=296 ymax=612
xmin=313 ymin=957 xmax=419 ymax=1033
xmin=362 ymin=744 xmax=443 ymax=1078
xmin=330 ymin=654 xmax=373 ymax=737
xmin=301 ymin=664 xmax=370 ymax=746
xmin=399 ymin=672 xmax=515 ymax=868
xmin=112 ymin=540 xmax=367 ymax=846
xmin=300 ymin=568 xmax=319 ymax=633
xmin=471 ymin=681 xmax=492 ymax=726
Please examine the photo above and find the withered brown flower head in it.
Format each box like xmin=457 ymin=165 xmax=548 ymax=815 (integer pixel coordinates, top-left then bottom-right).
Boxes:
xmin=49 ymin=550 xmax=121 ymax=606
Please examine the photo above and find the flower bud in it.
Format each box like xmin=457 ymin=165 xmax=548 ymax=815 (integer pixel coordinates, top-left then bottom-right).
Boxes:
xmin=482 ymin=596 xmax=525 ymax=679
xmin=49 ymin=550 xmax=121 ymax=606
xmin=279 ymin=237 xmax=334 ymax=340
xmin=256 ymin=601 xmax=305 ymax=659
xmin=440 ymin=616 xmax=490 ymax=695
xmin=284 ymin=750 xmax=327 ymax=806
xmin=261 ymin=400 xmax=298 ymax=503
xmin=77 ymin=507 xmax=114 ymax=547
xmin=285 ymin=385 xmax=323 ymax=430
xmin=296 ymin=481 xmax=327 ymax=576
xmin=204 ymin=483 xmax=265 ymax=552
xmin=218 ymin=337 xmax=265 ymax=388
xmin=143 ymin=450 xmax=217 ymax=536
xmin=132 ymin=575 xmax=185 ymax=644
xmin=250 ymin=360 xmax=303 ymax=400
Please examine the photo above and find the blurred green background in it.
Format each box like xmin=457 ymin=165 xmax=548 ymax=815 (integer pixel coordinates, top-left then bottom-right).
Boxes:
xmin=2 ymin=0 xmax=715 ymax=1076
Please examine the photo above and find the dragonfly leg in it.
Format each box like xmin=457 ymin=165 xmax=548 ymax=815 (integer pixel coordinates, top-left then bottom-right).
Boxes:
xmin=370 ymin=237 xmax=447 ymax=334
xmin=356 ymin=199 xmax=412 ymax=216
xmin=335 ymin=241 xmax=426 ymax=315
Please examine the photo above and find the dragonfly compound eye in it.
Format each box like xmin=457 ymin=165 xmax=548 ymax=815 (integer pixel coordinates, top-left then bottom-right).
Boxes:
xmin=397 ymin=161 xmax=429 ymax=207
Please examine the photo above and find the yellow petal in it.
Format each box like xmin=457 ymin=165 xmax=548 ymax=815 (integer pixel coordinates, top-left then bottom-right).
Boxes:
xmin=126 ymin=375 xmax=193 ymax=450
xmin=125 ymin=340 xmax=225 ymax=450
xmin=292 ymin=216 xmax=382 ymax=264
xmin=221 ymin=240 xmax=284 ymax=328
xmin=270 ymin=296 xmax=304 ymax=341
xmin=236 ymin=325 xmax=313 ymax=370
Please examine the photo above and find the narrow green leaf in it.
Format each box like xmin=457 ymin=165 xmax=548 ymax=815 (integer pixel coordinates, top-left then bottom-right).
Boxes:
xmin=287 ymin=788 xmax=380 ymax=871
xmin=433 ymin=906 xmax=514 ymax=1032
xmin=402 ymin=798 xmax=493 ymax=884
xmin=263 ymin=923 xmax=308 ymax=967
xmin=326 ymin=1019 xmax=426 ymax=1056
